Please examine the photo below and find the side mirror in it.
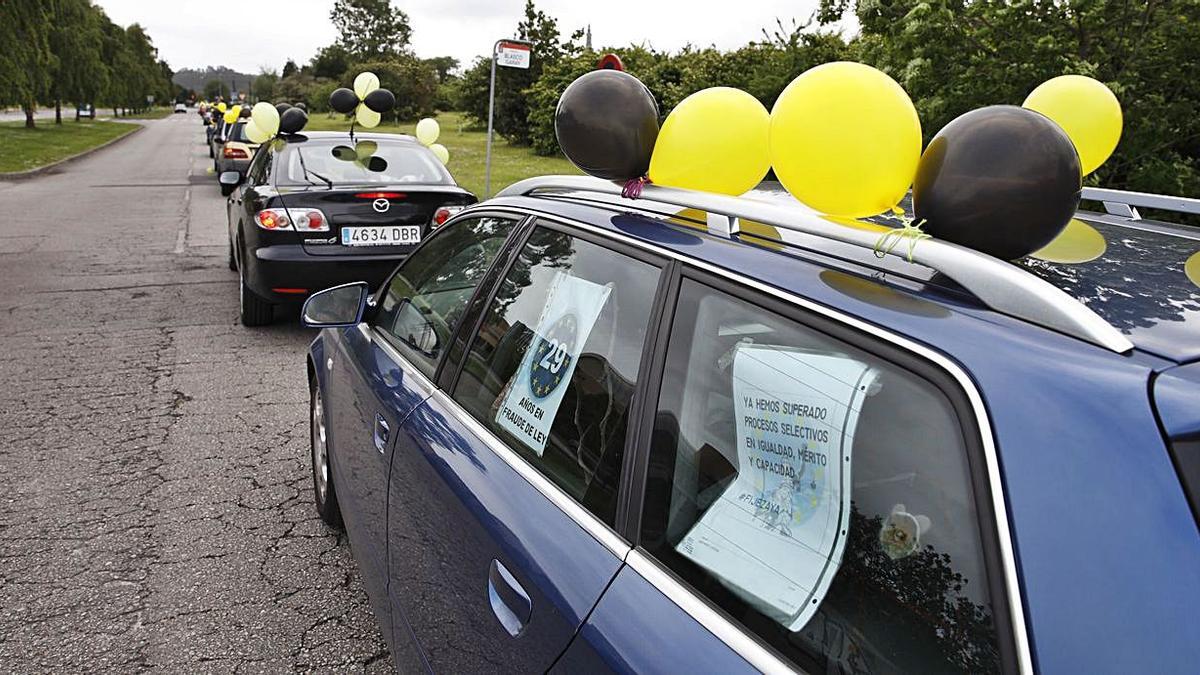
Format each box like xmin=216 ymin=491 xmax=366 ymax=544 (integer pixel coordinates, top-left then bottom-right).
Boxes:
xmin=302 ymin=282 xmax=370 ymax=328
xmin=219 ymin=171 xmax=242 ymax=196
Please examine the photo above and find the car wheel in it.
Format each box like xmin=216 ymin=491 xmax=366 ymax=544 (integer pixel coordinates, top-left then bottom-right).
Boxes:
xmin=310 ymin=380 xmax=343 ymax=529
xmin=238 ymin=261 xmax=273 ymax=326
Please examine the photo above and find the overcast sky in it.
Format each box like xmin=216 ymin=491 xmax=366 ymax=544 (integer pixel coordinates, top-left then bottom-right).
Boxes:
xmin=94 ymin=0 xmax=855 ymax=74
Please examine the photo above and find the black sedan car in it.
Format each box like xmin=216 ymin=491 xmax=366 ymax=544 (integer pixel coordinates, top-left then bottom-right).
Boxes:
xmin=221 ymin=132 xmax=476 ymax=326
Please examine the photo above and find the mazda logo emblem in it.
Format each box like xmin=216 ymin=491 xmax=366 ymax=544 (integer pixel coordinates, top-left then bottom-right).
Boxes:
xmin=372 ymin=198 xmax=390 ymax=213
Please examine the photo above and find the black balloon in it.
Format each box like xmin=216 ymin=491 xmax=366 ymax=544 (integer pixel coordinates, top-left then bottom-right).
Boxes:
xmin=279 ymin=107 xmax=308 ymax=134
xmin=239 ymin=106 xmax=251 ymax=118
xmin=329 ymin=88 xmax=358 ymax=114
xmin=274 ymin=102 xmax=293 ymax=116
xmin=363 ymin=88 xmax=396 ymax=114
xmin=555 ymin=70 xmax=659 ymax=181
xmin=295 ymin=102 xmax=307 ymax=111
xmin=914 ymin=105 xmax=1082 ymax=260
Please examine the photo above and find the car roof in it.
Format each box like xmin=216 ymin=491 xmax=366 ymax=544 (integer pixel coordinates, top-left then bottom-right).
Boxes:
xmin=281 ymin=131 xmax=421 ymax=145
xmin=487 ymin=182 xmax=1200 ymax=365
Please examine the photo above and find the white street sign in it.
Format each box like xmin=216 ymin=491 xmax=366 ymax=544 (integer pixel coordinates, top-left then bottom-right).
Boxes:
xmin=497 ymin=41 xmax=531 ymax=69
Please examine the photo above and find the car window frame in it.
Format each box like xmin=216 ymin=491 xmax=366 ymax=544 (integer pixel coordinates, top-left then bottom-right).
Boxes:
xmin=625 ymin=262 xmax=1023 ymax=675
xmin=441 ymin=214 xmax=674 ymax=533
xmin=455 ymin=200 xmax=1030 ymax=674
xmin=366 ymin=209 xmax=532 ymax=382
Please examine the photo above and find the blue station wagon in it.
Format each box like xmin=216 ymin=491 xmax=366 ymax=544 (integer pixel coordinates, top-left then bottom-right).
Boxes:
xmin=301 ymin=175 xmax=1200 ymax=673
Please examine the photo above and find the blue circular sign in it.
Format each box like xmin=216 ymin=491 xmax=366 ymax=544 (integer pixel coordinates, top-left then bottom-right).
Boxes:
xmin=529 ymin=313 xmax=578 ymax=399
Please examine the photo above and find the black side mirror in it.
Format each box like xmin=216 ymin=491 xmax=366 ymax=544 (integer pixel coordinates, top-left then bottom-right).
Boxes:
xmin=219 ymin=171 xmax=242 ymax=196
xmin=302 ymin=282 xmax=370 ymax=327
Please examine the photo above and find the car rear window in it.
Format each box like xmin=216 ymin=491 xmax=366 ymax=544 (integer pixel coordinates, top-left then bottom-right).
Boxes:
xmin=276 ymin=139 xmax=451 ymax=186
xmin=227 ymin=122 xmax=250 ymax=143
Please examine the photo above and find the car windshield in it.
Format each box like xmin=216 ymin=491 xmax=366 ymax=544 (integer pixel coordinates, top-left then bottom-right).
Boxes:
xmin=227 ymin=122 xmax=251 ymax=143
xmin=276 ymin=139 xmax=451 ymax=186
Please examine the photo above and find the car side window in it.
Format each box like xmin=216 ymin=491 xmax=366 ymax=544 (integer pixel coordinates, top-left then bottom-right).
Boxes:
xmin=639 ymin=278 xmax=1005 ymax=674
xmin=452 ymin=225 xmax=662 ymax=526
xmin=247 ymin=146 xmax=271 ymax=185
xmin=373 ymin=216 xmax=518 ymax=378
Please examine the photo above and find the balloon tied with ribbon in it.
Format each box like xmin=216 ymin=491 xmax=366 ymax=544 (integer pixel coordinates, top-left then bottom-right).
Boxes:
xmin=873 ymin=218 xmax=931 ymax=263
xmin=329 ymin=72 xmax=398 ymax=138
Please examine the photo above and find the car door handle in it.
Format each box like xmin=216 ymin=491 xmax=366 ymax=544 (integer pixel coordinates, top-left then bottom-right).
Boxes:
xmin=373 ymin=414 xmax=389 ymax=454
xmin=487 ymin=559 xmax=531 ymax=637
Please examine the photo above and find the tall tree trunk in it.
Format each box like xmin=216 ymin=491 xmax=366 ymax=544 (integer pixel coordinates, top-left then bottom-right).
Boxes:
xmin=23 ymin=101 xmax=35 ymax=129
xmin=55 ymin=99 xmax=62 ymax=125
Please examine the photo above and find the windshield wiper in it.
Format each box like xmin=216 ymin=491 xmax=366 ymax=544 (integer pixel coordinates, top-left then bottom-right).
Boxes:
xmin=295 ymin=147 xmax=333 ymax=189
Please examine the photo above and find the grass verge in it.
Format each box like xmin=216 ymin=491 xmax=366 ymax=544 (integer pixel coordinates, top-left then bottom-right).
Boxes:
xmin=303 ymin=111 xmax=581 ymax=197
xmin=119 ymin=107 xmax=174 ymax=120
xmin=0 ymin=120 xmax=138 ymax=174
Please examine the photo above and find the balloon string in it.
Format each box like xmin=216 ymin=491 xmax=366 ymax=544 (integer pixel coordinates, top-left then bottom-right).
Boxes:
xmin=621 ymin=176 xmax=650 ymax=199
xmin=873 ymin=218 xmax=930 ymax=263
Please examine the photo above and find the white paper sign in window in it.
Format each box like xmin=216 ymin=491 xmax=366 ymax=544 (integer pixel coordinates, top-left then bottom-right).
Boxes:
xmin=676 ymin=344 xmax=877 ymax=630
xmin=495 ymin=272 xmax=611 ymax=455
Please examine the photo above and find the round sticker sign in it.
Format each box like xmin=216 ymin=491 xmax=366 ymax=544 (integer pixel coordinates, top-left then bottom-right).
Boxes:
xmin=529 ymin=313 xmax=577 ymax=398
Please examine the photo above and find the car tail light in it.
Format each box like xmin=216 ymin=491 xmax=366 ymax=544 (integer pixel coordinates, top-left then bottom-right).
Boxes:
xmin=255 ymin=207 xmax=330 ymax=232
xmin=355 ymin=192 xmax=405 ymax=199
xmin=223 ymin=146 xmax=249 ymax=159
xmin=431 ymin=205 xmax=465 ymax=228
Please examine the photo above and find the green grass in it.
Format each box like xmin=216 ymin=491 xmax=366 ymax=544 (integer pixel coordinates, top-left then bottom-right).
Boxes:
xmin=0 ymin=120 xmax=138 ymax=173
xmin=119 ymin=107 xmax=173 ymax=120
xmin=303 ymin=111 xmax=581 ymax=197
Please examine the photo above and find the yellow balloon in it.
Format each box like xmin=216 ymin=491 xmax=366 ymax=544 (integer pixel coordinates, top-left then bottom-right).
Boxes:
xmin=356 ymin=103 xmax=380 ymax=129
xmin=216 ymin=102 xmax=227 ymax=113
xmin=1024 ymin=75 xmax=1121 ymax=175
xmin=250 ymin=102 xmax=280 ymax=137
xmin=769 ymin=62 xmax=922 ymax=218
xmin=1030 ymin=219 xmax=1107 ymax=263
xmin=430 ymin=143 xmax=449 ymax=165
xmin=223 ymin=105 xmax=240 ymax=124
xmin=415 ymin=118 xmax=440 ymax=146
xmin=354 ymin=72 xmax=380 ymax=99
xmin=244 ymin=120 xmax=271 ymax=144
xmin=1186 ymin=251 xmax=1200 ymax=289
xmin=649 ymin=87 xmax=770 ymax=196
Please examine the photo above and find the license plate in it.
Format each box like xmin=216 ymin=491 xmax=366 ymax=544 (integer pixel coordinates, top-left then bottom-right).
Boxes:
xmin=341 ymin=225 xmax=422 ymax=246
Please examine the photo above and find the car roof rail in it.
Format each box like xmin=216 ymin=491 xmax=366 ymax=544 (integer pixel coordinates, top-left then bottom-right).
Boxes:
xmin=1082 ymin=187 xmax=1200 ymax=221
xmin=500 ymin=175 xmax=1134 ymax=354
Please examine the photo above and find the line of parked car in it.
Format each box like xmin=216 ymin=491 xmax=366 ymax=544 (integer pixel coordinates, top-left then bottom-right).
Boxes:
xmin=194 ymin=109 xmax=1200 ymax=674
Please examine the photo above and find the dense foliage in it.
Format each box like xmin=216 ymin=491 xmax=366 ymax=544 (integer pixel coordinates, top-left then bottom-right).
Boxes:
xmin=468 ymin=1 xmax=1199 ymax=198
xmin=0 ymin=0 xmax=173 ymax=126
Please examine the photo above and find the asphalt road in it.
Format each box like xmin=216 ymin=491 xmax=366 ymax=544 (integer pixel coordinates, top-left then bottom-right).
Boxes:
xmin=0 ymin=115 xmax=390 ymax=671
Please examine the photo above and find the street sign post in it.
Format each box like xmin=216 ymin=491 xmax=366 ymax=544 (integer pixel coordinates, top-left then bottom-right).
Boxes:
xmin=485 ymin=39 xmax=532 ymax=198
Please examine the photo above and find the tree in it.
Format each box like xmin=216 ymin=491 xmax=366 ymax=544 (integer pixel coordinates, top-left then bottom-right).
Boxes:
xmin=423 ymin=56 xmax=460 ymax=83
xmin=0 ymin=0 xmax=56 ymax=128
xmin=47 ymin=0 xmax=108 ymax=124
xmin=460 ymin=0 xmax=580 ymax=145
xmin=203 ymin=79 xmax=230 ymax=101
xmin=282 ymin=59 xmax=299 ymax=78
xmin=310 ymin=44 xmax=350 ymax=80
xmin=331 ymin=0 xmax=412 ymax=60
xmin=818 ymin=0 xmax=1200 ymax=206
xmin=254 ymin=71 xmax=278 ymax=102
xmin=345 ymin=56 xmax=436 ymax=120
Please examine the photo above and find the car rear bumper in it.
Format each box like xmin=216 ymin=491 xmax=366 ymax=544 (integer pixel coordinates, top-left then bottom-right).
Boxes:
xmin=245 ymin=244 xmax=402 ymax=303
xmin=217 ymin=158 xmax=252 ymax=175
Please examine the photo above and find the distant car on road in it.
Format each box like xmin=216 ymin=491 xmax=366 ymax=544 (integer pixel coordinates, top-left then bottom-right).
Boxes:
xmin=174 ymin=102 xmax=187 ymax=113
xmin=76 ymin=103 xmax=94 ymax=120
xmin=299 ymin=175 xmax=1200 ymax=673
xmin=222 ymin=131 xmax=476 ymax=326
